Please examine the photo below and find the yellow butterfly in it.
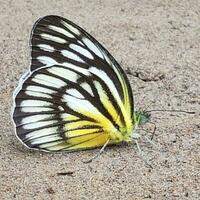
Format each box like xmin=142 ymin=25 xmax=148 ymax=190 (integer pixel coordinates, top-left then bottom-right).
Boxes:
xmin=12 ymin=15 xmax=150 ymax=153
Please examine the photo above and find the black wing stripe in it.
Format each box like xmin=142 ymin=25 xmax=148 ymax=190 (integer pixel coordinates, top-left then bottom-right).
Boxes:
xmin=23 ymin=125 xmax=102 ymax=143
xmin=13 ymin=108 xmax=66 ymax=117
xmin=41 ymin=17 xmax=81 ymax=39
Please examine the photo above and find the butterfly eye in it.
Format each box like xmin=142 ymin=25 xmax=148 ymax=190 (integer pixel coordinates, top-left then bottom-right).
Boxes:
xmin=12 ymin=15 xmax=134 ymax=152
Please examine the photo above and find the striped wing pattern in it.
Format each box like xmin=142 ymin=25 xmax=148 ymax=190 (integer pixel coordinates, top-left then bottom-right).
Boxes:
xmin=12 ymin=15 xmax=134 ymax=151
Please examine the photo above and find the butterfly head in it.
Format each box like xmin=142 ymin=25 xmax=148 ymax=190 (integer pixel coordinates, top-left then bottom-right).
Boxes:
xmin=126 ymin=110 xmax=151 ymax=141
xmin=134 ymin=110 xmax=151 ymax=127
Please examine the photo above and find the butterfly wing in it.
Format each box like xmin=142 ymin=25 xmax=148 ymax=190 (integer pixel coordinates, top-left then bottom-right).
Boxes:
xmin=12 ymin=15 xmax=134 ymax=151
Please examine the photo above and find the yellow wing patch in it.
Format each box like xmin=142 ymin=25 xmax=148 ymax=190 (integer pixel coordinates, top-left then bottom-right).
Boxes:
xmin=67 ymin=133 xmax=109 ymax=150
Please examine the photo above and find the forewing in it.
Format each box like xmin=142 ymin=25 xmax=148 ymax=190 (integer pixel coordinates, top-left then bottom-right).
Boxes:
xmin=31 ymin=15 xmax=133 ymax=119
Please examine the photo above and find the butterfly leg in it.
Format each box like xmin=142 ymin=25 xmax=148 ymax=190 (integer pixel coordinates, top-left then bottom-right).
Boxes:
xmin=135 ymin=140 xmax=153 ymax=169
xmin=83 ymin=139 xmax=110 ymax=163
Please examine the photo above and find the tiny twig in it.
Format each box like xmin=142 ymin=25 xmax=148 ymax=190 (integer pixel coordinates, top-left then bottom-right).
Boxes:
xmin=148 ymin=122 xmax=157 ymax=140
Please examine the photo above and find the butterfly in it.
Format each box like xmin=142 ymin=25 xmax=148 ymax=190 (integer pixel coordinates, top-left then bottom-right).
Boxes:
xmin=12 ymin=15 xmax=150 ymax=152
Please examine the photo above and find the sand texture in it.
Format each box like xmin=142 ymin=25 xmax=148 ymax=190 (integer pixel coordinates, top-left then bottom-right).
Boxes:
xmin=0 ymin=0 xmax=200 ymax=199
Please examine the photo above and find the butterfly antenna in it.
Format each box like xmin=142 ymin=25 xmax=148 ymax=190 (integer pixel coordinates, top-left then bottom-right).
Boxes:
xmin=135 ymin=140 xmax=153 ymax=169
xmin=147 ymin=109 xmax=195 ymax=114
xmin=83 ymin=139 xmax=110 ymax=163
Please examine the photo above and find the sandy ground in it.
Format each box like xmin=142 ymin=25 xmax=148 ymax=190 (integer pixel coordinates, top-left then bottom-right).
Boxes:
xmin=0 ymin=0 xmax=200 ymax=199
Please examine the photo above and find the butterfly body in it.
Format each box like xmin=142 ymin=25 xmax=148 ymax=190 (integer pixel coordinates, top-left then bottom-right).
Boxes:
xmin=12 ymin=15 xmax=140 ymax=152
